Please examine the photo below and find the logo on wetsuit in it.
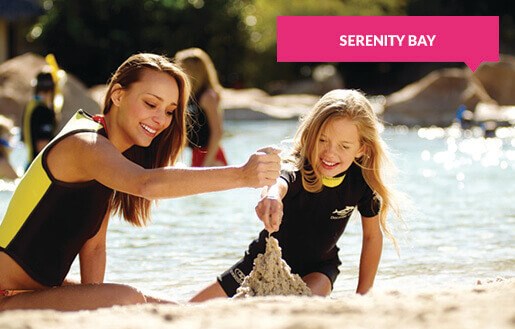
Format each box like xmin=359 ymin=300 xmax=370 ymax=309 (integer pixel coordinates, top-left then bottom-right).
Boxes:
xmin=230 ymin=268 xmax=246 ymax=284
xmin=330 ymin=206 xmax=355 ymax=220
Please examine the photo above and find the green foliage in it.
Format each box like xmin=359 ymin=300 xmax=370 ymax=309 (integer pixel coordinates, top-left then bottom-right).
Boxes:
xmin=33 ymin=0 xmax=251 ymax=86
xmin=29 ymin=0 xmax=512 ymax=94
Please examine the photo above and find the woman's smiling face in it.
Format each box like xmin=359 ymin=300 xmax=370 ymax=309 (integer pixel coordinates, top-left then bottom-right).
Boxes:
xmin=112 ymin=68 xmax=179 ymax=150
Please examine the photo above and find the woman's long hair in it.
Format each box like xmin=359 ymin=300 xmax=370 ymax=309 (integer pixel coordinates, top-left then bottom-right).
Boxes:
xmin=291 ymin=89 xmax=402 ymax=246
xmin=174 ymin=47 xmax=222 ymax=97
xmin=103 ymin=53 xmax=191 ymax=226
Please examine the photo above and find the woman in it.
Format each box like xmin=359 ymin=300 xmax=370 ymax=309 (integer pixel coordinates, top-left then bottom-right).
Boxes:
xmin=0 ymin=53 xmax=280 ymax=311
xmin=175 ymin=48 xmax=228 ymax=167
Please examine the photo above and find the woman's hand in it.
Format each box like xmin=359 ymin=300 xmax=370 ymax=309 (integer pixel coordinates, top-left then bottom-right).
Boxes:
xmin=240 ymin=147 xmax=281 ymax=188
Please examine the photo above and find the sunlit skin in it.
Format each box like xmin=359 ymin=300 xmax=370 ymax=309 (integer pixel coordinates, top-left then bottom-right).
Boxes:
xmin=317 ymin=117 xmax=364 ymax=178
xmin=0 ymin=52 xmax=283 ymax=311
xmin=107 ymin=69 xmax=179 ymax=152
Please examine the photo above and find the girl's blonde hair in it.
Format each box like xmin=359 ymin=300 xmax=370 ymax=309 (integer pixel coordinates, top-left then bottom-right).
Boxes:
xmin=291 ymin=89 xmax=401 ymax=245
xmin=103 ymin=53 xmax=191 ymax=226
xmin=174 ymin=47 xmax=222 ymax=96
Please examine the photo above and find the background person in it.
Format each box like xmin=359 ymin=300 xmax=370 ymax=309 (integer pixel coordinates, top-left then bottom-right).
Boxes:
xmin=21 ymin=70 xmax=58 ymax=169
xmin=0 ymin=115 xmax=18 ymax=180
xmin=175 ymin=47 xmax=228 ymax=167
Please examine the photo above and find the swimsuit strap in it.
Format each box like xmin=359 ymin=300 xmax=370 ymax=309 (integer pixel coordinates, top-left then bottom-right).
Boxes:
xmin=92 ymin=115 xmax=108 ymax=136
xmin=0 ymin=289 xmax=34 ymax=297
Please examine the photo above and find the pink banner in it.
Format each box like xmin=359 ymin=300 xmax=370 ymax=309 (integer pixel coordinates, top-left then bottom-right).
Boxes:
xmin=277 ymin=16 xmax=499 ymax=72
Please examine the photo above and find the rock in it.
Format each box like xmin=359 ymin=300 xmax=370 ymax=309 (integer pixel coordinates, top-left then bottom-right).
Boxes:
xmin=89 ymin=84 xmax=108 ymax=109
xmin=0 ymin=52 xmax=100 ymax=129
xmin=473 ymin=55 xmax=515 ymax=106
xmin=267 ymin=64 xmax=344 ymax=95
xmin=221 ymin=88 xmax=319 ymax=120
xmin=384 ymin=68 xmax=493 ymax=126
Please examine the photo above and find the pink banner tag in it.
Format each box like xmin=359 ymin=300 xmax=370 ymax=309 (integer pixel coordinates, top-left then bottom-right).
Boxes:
xmin=277 ymin=16 xmax=499 ymax=72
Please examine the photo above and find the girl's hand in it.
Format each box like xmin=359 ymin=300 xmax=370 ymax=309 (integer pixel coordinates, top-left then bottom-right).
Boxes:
xmin=255 ymin=195 xmax=283 ymax=233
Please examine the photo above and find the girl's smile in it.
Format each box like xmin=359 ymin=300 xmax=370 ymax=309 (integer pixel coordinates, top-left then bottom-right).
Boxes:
xmin=317 ymin=117 xmax=363 ymax=177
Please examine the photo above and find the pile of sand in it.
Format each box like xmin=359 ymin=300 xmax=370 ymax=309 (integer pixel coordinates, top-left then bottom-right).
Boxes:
xmin=234 ymin=236 xmax=312 ymax=298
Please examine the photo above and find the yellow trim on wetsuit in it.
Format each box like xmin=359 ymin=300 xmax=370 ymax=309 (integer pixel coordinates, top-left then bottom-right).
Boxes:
xmin=322 ymin=174 xmax=346 ymax=188
xmin=0 ymin=110 xmax=102 ymax=249
xmin=0 ymin=155 xmax=51 ymax=248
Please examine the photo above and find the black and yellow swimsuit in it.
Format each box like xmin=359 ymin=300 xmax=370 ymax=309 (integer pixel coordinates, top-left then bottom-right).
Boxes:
xmin=0 ymin=110 xmax=113 ymax=287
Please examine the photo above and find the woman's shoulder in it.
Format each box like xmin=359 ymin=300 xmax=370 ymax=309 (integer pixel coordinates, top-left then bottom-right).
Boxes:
xmin=199 ymin=88 xmax=221 ymax=108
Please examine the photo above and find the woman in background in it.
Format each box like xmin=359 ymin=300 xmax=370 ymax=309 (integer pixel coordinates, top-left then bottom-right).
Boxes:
xmin=175 ymin=47 xmax=228 ymax=167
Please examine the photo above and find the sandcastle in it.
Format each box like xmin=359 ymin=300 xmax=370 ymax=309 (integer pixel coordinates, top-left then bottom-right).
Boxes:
xmin=234 ymin=236 xmax=312 ymax=298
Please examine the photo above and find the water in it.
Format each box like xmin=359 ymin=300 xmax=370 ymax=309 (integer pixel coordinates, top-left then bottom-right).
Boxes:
xmin=1 ymin=121 xmax=514 ymax=302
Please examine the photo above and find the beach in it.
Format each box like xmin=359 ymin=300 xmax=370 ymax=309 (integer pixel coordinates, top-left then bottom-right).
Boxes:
xmin=0 ymin=277 xmax=512 ymax=329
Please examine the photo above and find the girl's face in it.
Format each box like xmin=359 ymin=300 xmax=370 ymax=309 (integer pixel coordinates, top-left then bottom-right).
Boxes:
xmin=316 ymin=117 xmax=363 ymax=177
xmin=111 ymin=69 xmax=179 ymax=150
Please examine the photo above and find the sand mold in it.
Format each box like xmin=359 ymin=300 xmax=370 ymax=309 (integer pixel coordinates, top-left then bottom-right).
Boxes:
xmin=234 ymin=236 xmax=312 ymax=298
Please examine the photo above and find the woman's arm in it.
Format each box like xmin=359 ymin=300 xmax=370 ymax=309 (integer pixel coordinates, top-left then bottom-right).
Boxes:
xmin=199 ymin=89 xmax=223 ymax=167
xmin=79 ymin=212 xmax=110 ymax=284
xmin=356 ymin=214 xmax=383 ymax=294
xmin=255 ymin=177 xmax=288 ymax=232
xmin=46 ymin=133 xmax=280 ymax=200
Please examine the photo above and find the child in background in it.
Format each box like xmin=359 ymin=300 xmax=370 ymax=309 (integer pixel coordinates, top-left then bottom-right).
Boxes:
xmin=0 ymin=115 xmax=18 ymax=180
xmin=191 ymin=89 xmax=403 ymax=301
xmin=22 ymin=70 xmax=58 ymax=169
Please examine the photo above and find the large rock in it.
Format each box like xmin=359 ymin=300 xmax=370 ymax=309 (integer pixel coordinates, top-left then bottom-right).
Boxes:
xmin=87 ymin=85 xmax=321 ymax=121
xmin=473 ymin=55 xmax=515 ymax=106
xmin=267 ymin=64 xmax=344 ymax=96
xmin=221 ymin=88 xmax=319 ymax=120
xmin=0 ymin=52 xmax=100 ymax=129
xmin=384 ymin=68 xmax=493 ymax=126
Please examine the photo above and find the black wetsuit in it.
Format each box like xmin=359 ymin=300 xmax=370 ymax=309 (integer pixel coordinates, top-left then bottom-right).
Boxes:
xmin=22 ymin=97 xmax=57 ymax=165
xmin=0 ymin=110 xmax=113 ymax=287
xmin=218 ymin=162 xmax=380 ymax=296
xmin=187 ymin=89 xmax=210 ymax=148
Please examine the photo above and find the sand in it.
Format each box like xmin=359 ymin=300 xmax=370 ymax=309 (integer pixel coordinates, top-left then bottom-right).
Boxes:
xmin=0 ymin=277 xmax=513 ymax=329
xmin=234 ymin=236 xmax=312 ymax=298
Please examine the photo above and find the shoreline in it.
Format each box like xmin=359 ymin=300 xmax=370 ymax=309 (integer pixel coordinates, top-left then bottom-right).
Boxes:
xmin=0 ymin=277 xmax=513 ymax=329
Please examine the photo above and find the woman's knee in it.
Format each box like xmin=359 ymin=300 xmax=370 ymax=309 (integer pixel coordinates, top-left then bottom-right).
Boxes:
xmin=107 ymin=284 xmax=147 ymax=305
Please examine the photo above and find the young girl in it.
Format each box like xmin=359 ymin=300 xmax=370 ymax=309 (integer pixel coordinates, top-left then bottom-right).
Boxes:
xmin=191 ymin=89 xmax=402 ymax=301
xmin=0 ymin=53 xmax=280 ymax=311
xmin=174 ymin=48 xmax=228 ymax=167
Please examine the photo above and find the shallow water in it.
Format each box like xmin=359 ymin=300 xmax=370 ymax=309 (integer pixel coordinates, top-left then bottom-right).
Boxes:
xmin=1 ymin=121 xmax=514 ymax=302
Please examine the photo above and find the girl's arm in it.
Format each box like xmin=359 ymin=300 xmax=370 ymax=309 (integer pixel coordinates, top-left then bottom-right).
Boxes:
xmin=78 ymin=212 xmax=110 ymax=284
xmin=46 ymin=133 xmax=280 ymax=200
xmin=199 ymin=89 xmax=223 ymax=167
xmin=255 ymin=177 xmax=288 ymax=232
xmin=356 ymin=214 xmax=383 ymax=294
